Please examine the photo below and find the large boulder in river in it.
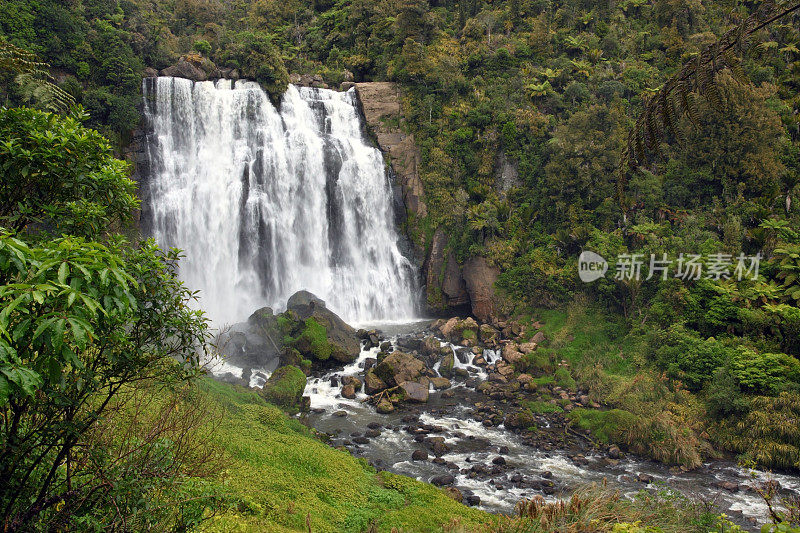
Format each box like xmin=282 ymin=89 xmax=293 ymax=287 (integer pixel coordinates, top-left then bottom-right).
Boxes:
xmin=374 ymin=351 xmax=425 ymax=387
xmin=217 ymin=307 xmax=283 ymax=371
xmin=259 ymin=365 xmax=307 ymax=411
xmin=286 ymin=291 xmax=360 ymax=364
xmin=400 ymin=380 xmax=429 ymax=402
xmin=364 ymin=369 xmax=387 ymax=394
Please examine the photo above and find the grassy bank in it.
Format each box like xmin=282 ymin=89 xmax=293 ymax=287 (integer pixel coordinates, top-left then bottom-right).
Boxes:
xmin=514 ymin=298 xmax=800 ymax=471
xmin=195 ymin=378 xmax=494 ymax=532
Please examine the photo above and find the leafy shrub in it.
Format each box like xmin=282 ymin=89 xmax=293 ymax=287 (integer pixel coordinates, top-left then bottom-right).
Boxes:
xmin=730 ymin=348 xmax=800 ymax=394
xmin=652 ymin=326 xmax=733 ymax=391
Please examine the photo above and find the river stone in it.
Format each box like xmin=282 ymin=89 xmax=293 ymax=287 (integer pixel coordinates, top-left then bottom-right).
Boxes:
xmin=374 ymin=351 xmax=426 ymax=387
xmin=608 ymin=445 xmax=621 ymax=459
xmin=400 ymin=380 xmax=429 ymax=402
xmin=465 ymin=495 xmax=480 ymax=506
xmin=411 ymin=449 xmax=428 ymax=461
xmin=364 ymin=369 xmax=387 ymax=394
xmin=420 ymin=336 xmax=440 ymax=358
xmin=342 ymin=376 xmax=362 ymax=389
xmin=430 ymin=377 xmax=452 ymax=390
xmin=341 ymin=384 xmax=356 ymax=399
xmin=439 ymin=352 xmax=455 ymax=378
xmin=430 ymin=474 xmax=455 ymax=486
xmin=428 ymin=438 xmax=450 ymax=457
xmin=376 ymin=398 xmax=394 ymax=414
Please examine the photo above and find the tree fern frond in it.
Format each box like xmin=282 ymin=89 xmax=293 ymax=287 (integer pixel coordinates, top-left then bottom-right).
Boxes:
xmin=0 ymin=37 xmax=75 ymax=113
xmin=619 ymin=1 xmax=800 ymax=176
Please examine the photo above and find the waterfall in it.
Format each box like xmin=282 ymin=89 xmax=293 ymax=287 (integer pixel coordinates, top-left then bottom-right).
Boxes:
xmin=141 ymin=77 xmax=417 ymax=325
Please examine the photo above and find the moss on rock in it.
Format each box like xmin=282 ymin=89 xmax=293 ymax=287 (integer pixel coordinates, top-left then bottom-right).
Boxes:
xmin=259 ymin=365 xmax=307 ymax=410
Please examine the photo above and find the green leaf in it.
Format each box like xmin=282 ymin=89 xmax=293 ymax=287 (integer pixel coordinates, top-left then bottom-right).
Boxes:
xmin=0 ymin=374 xmax=9 ymax=405
xmin=57 ymin=261 xmax=68 ymax=284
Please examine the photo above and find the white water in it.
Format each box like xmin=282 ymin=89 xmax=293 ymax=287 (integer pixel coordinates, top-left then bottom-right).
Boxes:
xmin=141 ymin=77 xmax=417 ymax=325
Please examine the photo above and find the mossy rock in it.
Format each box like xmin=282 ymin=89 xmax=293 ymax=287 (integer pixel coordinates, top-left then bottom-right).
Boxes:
xmin=439 ymin=352 xmax=455 ymax=378
xmin=259 ymin=365 xmax=307 ymax=410
xmin=292 ymin=317 xmax=334 ymax=361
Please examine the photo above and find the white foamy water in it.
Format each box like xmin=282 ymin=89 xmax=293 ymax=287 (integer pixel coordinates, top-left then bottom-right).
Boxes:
xmin=142 ymin=77 xmax=417 ymax=325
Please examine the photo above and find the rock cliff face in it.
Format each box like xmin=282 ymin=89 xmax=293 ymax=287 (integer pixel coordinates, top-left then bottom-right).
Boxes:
xmin=354 ymin=83 xmax=427 ymax=223
xmin=353 ymin=82 xmax=502 ymax=321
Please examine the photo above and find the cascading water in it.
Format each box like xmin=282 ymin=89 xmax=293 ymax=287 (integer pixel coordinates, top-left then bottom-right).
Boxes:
xmin=141 ymin=77 xmax=417 ymax=325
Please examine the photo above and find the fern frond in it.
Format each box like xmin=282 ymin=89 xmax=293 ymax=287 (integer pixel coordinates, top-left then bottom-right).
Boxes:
xmin=0 ymin=37 xmax=75 ymax=113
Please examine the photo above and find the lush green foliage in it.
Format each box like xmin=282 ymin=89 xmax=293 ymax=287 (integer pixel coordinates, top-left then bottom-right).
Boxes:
xmin=0 ymin=106 xmax=137 ymax=236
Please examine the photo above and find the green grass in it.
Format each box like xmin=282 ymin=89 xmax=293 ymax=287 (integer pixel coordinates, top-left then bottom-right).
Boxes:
xmin=522 ymin=400 xmax=563 ymax=414
xmin=568 ymin=408 xmax=638 ymax=444
xmin=196 ymin=378 xmax=493 ymax=532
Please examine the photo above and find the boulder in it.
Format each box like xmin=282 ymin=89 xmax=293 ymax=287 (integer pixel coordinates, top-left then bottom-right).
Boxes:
xmin=160 ymin=59 xmax=208 ymax=81
xmin=217 ymin=307 xmax=284 ymax=370
xmin=400 ymin=380 xmax=429 ymax=403
xmin=430 ymin=474 xmax=455 ymax=486
xmin=438 ymin=317 xmax=460 ymax=339
xmin=259 ymin=365 xmax=307 ymax=410
xmin=502 ymin=343 xmax=525 ymax=365
xmin=479 ymin=324 xmax=500 ymax=345
xmin=286 ymin=291 xmax=360 ymax=364
xmin=411 ymin=449 xmax=428 ymax=461
xmin=376 ymin=398 xmax=394 ymax=414
xmin=420 ymin=336 xmax=441 ymax=358
xmin=531 ymin=331 xmax=547 ymax=344
xmin=430 ymin=377 xmax=452 ymax=390
xmin=439 ymin=352 xmax=455 ymax=378
xmin=341 ymin=384 xmax=356 ymax=399
xmin=518 ymin=342 xmax=538 ymax=354
xmin=504 ymin=411 xmax=535 ymax=431
xmin=143 ymin=67 xmax=159 ymax=78
xmin=342 ymin=376 xmax=362 ymax=389
xmin=374 ymin=351 xmax=425 ymax=387
xmin=364 ymin=369 xmax=387 ymax=394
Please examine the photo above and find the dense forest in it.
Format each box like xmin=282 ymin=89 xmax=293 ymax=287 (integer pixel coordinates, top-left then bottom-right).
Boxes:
xmin=2 ymin=0 xmax=800 ymax=530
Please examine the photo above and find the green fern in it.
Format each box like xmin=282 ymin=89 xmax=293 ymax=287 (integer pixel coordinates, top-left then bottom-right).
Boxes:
xmin=0 ymin=37 xmax=75 ymax=113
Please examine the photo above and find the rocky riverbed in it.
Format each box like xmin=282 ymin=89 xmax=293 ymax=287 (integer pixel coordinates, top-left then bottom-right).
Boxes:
xmin=297 ymin=320 xmax=800 ymax=531
xmin=207 ymin=293 xmax=800 ymax=531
